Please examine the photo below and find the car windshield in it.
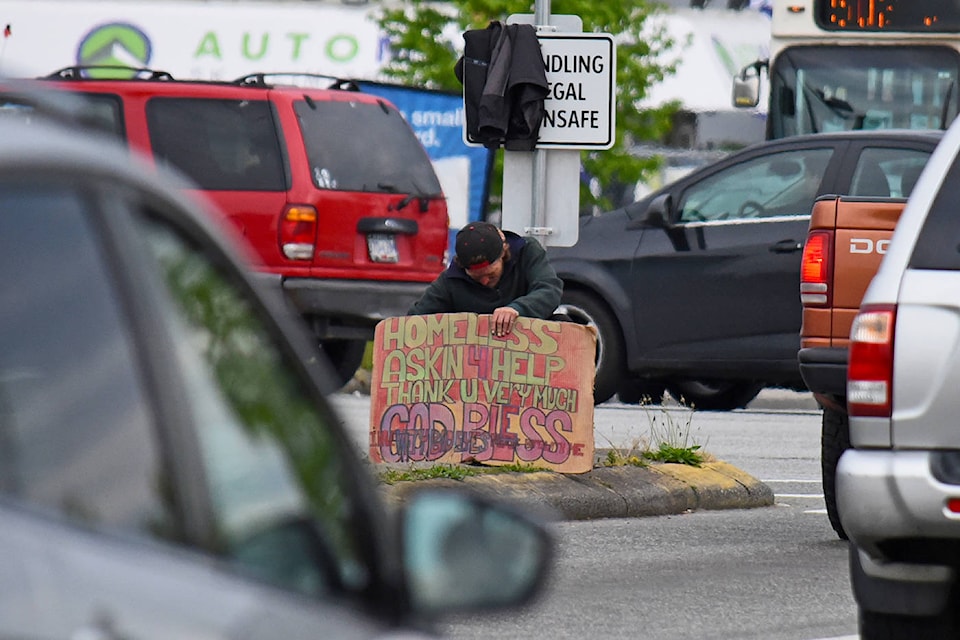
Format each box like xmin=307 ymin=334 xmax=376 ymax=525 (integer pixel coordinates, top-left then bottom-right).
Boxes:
xmin=296 ymin=98 xmax=442 ymax=195
xmin=769 ymin=46 xmax=960 ymax=139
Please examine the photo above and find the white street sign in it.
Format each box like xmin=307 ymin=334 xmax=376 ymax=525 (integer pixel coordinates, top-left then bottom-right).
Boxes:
xmin=537 ymin=33 xmax=616 ymax=149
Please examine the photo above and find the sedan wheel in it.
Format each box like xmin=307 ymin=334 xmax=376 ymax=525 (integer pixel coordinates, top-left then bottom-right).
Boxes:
xmin=665 ymin=379 xmax=763 ymax=411
xmin=556 ymin=289 xmax=624 ymax=405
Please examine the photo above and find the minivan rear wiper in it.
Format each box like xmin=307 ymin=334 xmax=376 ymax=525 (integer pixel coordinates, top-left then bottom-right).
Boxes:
xmin=392 ymin=180 xmax=441 ymax=213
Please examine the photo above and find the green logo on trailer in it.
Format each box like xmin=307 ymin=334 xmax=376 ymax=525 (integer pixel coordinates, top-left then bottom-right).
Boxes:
xmin=76 ymin=23 xmax=152 ymax=79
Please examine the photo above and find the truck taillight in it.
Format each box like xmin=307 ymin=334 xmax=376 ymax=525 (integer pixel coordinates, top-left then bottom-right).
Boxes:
xmin=280 ymin=205 xmax=317 ymax=261
xmin=847 ymin=304 xmax=896 ymax=418
xmin=800 ymin=230 xmax=833 ymax=307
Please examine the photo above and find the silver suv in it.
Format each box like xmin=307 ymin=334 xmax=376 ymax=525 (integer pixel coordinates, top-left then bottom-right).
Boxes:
xmin=839 ymin=116 xmax=960 ymax=637
xmin=0 ymin=88 xmax=550 ymax=638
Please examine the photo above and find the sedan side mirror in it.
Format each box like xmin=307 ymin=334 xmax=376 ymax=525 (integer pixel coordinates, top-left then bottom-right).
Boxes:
xmin=630 ymin=192 xmax=673 ymax=229
xmin=399 ymin=490 xmax=553 ymax=616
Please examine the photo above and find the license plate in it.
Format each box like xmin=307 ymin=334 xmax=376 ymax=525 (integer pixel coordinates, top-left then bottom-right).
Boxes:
xmin=367 ymin=233 xmax=399 ymax=263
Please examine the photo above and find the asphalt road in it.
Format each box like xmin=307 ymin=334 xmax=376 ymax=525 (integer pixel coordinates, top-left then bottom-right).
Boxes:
xmin=333 ymin=388 xmax=858 ymax=639
xmin=439 ymin=506 xmax=857 ymax=640
xmin=427 ymin=390 xmax=858 ymax=640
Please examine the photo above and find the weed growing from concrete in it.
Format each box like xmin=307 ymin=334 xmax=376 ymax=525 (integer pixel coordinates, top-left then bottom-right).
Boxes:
xmin=379 ymin=464 xmax=481 ymax=484
xmin=602 ymin=399 xmax=709 ymax=468
xmin=498 ymin=461 xmax=547 ymax=473
xmin=643 ymin=442 xmax=704 ymax=467
xmin=644 ymin=402 xmax=706 ymax=466
xmin=377 ymin=461 xmax=543 ymax=484
xmin=600 ymin=433 xmax=650 ymax=467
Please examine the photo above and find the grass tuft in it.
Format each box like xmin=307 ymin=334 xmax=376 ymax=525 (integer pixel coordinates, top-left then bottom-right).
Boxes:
xmin=377 ymin=460 xmax=544 ymax=484
xmin=642 ymin=443 xmax=704 ymax=467
xmin=600 ymin=397 xmax=708 ymax=468
xmin=379 ymin=464 xmax=480 ymax=484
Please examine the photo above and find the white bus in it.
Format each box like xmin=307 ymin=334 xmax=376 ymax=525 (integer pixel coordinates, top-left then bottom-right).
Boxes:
xmin=733 ymin=0 xmax=960 ymax=139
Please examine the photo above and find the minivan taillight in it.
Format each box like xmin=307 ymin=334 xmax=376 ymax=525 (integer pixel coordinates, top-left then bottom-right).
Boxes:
xmin=800 ymin=230 xmax=833 ymax=307
xmin=280 ymin=205 xmax=317 ymax=260
xmin=847 ymin=304 xmax=896 ymax=418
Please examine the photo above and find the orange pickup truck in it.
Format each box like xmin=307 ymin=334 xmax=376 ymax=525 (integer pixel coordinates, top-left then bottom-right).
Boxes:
xmin=798 ymin=195 xmax=907 ymax=540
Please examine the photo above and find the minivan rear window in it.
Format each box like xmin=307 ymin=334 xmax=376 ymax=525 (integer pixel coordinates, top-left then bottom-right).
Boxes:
xmin=295 ymin=99 xmax=441 ymax=196
xmin=146 ymin=98 xmax=287 ymax=191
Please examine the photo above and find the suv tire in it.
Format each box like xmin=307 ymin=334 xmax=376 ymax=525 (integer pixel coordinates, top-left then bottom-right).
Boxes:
xmin=320 ymin=339 xmax=368 ymax=390
xmin=821 ymin=406 xmax=850 ymax=540
xmin=852 ymin=545 xmax=960 ymax=639
xmin=860 ymin=608 xmax=959 ymax=640
xmin=558 ymin=289 xmax=624 ymax=405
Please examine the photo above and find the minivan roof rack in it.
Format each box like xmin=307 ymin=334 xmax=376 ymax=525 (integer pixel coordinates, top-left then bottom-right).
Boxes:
xmin=44 ymin=66 xmax=175 ymax=81
xmin=233 ymin=72 xmax=360 ymax=91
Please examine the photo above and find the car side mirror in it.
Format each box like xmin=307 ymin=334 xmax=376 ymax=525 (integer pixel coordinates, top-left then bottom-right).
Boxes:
xmin=399 ymin=489 xmax=553 ymax=616
xmin=629 ymin=192 xmax=673 ymax=229
xmin=733 ymin=59 xmax=765 ymax=109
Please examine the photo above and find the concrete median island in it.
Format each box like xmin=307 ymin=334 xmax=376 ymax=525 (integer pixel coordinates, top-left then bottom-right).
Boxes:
xmin=377 ymin=457 xmax=773 ymax=521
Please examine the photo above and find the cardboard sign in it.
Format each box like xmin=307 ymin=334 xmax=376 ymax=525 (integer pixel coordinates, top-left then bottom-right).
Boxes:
xmin=369 ymin=313 xmax=597 ymax=474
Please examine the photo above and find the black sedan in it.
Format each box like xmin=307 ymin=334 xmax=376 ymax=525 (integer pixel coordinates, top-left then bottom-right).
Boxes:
xmin=550 ymin=129 xmax=942 ymax=409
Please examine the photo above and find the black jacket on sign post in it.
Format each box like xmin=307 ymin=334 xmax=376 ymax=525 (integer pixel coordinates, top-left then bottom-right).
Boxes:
xmin=454 ymin=21 xmax=549 ymax=151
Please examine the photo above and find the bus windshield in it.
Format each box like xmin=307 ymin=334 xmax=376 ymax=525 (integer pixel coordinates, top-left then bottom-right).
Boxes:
xmin=768 ymin=45 xmax=960 ymax=139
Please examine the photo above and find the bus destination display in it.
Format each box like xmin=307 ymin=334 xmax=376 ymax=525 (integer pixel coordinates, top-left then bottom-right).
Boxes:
xmin=818 ymin=0 xmax=960 ymax=32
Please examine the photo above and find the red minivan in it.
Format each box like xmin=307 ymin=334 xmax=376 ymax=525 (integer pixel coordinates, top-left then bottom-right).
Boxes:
xmin=36 ymin=67 xmax=450 ymax=386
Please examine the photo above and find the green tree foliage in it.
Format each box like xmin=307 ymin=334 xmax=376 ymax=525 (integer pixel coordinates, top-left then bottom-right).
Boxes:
xmin=377 ymin=0 xmax=682 ymax=213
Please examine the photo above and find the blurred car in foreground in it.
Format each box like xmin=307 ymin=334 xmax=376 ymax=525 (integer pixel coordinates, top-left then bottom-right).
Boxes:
xmin=0 ymin=97 xmax=550 ymax=638
xmin=838 ymin=115 xmax=960 ymax=637
xmin=549 ymin=129 xmax=940 ymax=409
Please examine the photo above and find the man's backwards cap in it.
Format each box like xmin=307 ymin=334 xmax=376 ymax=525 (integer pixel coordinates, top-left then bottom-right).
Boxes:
xmin=455 ymin=222 xmax=504 ymax=271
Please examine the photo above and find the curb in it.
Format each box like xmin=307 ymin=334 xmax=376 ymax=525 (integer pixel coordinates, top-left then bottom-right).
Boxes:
xmin=378 ymin=460 xmax=774 ymax=522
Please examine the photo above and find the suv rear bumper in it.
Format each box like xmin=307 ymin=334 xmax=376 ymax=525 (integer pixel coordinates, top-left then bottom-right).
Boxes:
xmin=838 ymin=449 xmax=960 ymax=558
xmin=281 ymin=277 xmax=428 ymax=334
xmin=798 ymin=346 xmax=847 ymax=396
xmin=839 ymin=448 xmax=960 ymax=612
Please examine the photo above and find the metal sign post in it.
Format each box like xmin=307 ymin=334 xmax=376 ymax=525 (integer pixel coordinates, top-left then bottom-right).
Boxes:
xmin=529 ymin=0 xmax=552 ymax=243
xmin=501 ymin=12 xmax=615 ymax=247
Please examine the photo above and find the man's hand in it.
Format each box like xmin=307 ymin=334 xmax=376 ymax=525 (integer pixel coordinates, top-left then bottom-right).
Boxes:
xmin=491 ymin=306 xmax=520 ymax=337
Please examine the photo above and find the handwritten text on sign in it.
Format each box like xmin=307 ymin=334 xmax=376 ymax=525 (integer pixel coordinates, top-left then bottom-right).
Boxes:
xmin=369 ymin=313 xmax=597 ymax=474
